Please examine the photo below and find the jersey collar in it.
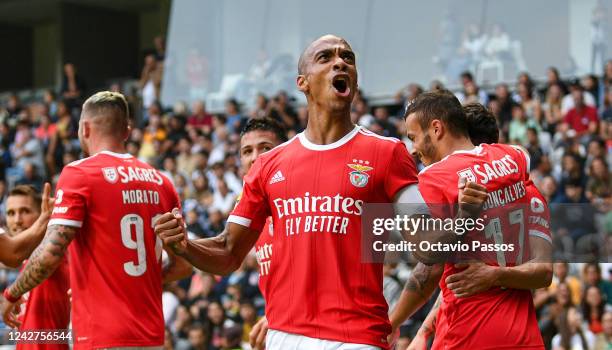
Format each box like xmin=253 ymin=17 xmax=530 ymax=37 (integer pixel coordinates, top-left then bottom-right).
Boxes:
xmin=98 ymin=150 xmax=133 ymax=159
xmin=298 ymin=125 xmax=360 ymax=151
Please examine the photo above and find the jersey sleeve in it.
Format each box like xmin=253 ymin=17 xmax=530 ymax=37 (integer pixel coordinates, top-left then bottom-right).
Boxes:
xmin=418 ymin=169 xmax=452 ymax=219
xmin=384 ymin=142 xmax=419 ymax=201
xmin=49 ymin=164 xmax=88 ymax=228
xmin=228 ymin=157 xmax=270 ymax=232
xmin=526 ymin=189 xmax=552 ymax=244
xmin=508 ymin=144 xmax=531 ymax=175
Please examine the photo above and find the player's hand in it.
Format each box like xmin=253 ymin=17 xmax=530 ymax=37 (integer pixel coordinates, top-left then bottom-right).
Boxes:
xmin=445 ymin=262 xmax=497 ymax=298
xmin=1 ymin=296 xmax=23 ymax=328
xmin=39 ymin=182 xmax=55 ymax=221
xmin=457 ymin=177 xmax=488 ymax=219
xmin=249 ymin=316 xmax=268 ymax=350
xmin=386 ymin=326 xmax=400 ymax=349
xmin=154 ymin=208 xmax=188 ymax=255
xmin=406 ymin=330 xmax=428 ymax=350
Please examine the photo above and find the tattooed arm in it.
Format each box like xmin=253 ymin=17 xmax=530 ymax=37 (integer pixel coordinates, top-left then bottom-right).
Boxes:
xmin=412 ymin=293 xmax=442 ymax=346
xmin=389 ymin=262 xmax=444 ymax=330
xmin=2 ymin=224 xmax=76 ymax=328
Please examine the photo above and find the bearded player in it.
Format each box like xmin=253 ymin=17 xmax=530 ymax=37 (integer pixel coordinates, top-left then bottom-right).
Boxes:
xmin=391 ymin=96 xmax=552 ymax=349
xmin=0 ymin=183 xmax=53 ymax=268
xmin=2 ymin=91 xmax=191 ymax=349
xmin=155 ymin=35 xmax=487 ymax=350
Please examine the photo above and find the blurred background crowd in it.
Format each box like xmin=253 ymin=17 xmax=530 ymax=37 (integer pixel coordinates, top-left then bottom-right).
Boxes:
xmin=0 ymin=27 xmax=610 ymax=350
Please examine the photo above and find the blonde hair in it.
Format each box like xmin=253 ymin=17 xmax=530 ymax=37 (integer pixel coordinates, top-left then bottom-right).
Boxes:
xmin=82 ymin=91 xmax=130 ymax=135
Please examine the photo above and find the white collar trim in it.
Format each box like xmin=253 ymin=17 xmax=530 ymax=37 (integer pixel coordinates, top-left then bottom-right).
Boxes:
xmin=298 ymin=125 xmax=360 ymax=151
xmin=98 ymin=150 xmax=133 ymax=159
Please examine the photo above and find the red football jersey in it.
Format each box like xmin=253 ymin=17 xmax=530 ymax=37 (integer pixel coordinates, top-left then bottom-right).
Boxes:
xmin=49 ymin=151 xmax=180 ymax=349
xmin=254 ymin=217 xmax=273 ymax=300
xmin=17 ymin=257 xmax=70 ymax=350
xmin=230 ymin=126 xmax=418 ymax=349
xmin=418 ymin=144 xmax=548 ymax=350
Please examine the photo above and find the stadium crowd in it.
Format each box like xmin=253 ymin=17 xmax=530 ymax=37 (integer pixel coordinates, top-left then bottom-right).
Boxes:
xmin=0 ymin=47 xmax=611 ymax=349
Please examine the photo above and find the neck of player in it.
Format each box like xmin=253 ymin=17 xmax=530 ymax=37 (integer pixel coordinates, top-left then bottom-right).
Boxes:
xmin=88 ymin=140 xmax=128 ymax=157
xmin=439 ymin=137 xmax=475 ymax=159
xmin=304 ymin=104 xmax=354 ymax=145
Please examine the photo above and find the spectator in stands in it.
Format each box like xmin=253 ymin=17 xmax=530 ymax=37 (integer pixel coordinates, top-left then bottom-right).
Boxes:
xmin=531 ymin=156 xmax=553 ymax=190
xmin=550 ymin=262 xmax=584 ymax=306
xmin=43 ymin=90 xmax=58 ymax=120
xmin=601 ymin=87 xmax=612 ymax=135
xmin=583 ymin=285 xmax=608 ymax=334
xmin=248 ymin=94 xmax=267 ymax=121
xmin=60 ymin=63 xmax=86 ymax=112
xmin=583 ymin=74 xmax=601 ymax=107
xmin=565 ymin=90 xmax=600 ymax=145
xmin=594 ymin=311 xmax=612 ymax=349
xmin=207 ymin=301 xmax=234 ymax=350
xmin=539 ymin=282 xmax=575 ymax=349
xmin=268 ymin=91 xmax=298 ymax=131
xmin=5 ymin=94 xmax=22 ymax=120
xmin=220 ymin=325 xmax=242 ymax=350
xmin=559 ymin=153 xmax=586 ymax=191
xmin=541 ymin=66 xmax=568 ymax=98
xmin=586 ymin=156 xmax=611 ymax=206
xmin=562 ymin=81 xmax=598 ymax=117
xmin=493 ymin=83 xmax=516 ymax=132
xmin=584 ymin=263 xmax=612 ymax=305
xmin=153 ymin=35 xmax=166 ymax=61
xmin=211 ymin=179 xmax=236 ymax=217
xmin=353 ymin=97 xmax=374 ymax=127
xmin=543 ymin=83 xmax=565 ymax=136
xmin=166 ymin=115 xmax=189 ymax=148
xmin=509 ymin=104 xmax=539 ymax=146
xmin=188 ymin=101 xmax=213 ymax=131
xmin=394 ymin=83 xmax=423 ymax=107
xmin=15 ymin=162 xmax=43 ymax=191
xmin=516 ymin=81 xmax=542 ymax=122
xmin=455 ymin=71 xmax=488 ymax=106
xmin=140 ymin=54 xmax=162 ymax=121
xmin=11 ymin=121 xmax=45 ymax=178
xmin=552 ymin=306 xmax=596 ymax=350
xmin=176 ymin=323 xmax=207 ymax=350
xmin=225 ymin=99 xmax=244 ymax=134
xmin=552 ymin=178 xmax=596 ymax=246
xmin=527 ymin=127 xmax=544 ymax=170
xmin=139 ymin=103 xmax=166 ymax=162
xmin=373 ymin=106 xmax=398 ymax=138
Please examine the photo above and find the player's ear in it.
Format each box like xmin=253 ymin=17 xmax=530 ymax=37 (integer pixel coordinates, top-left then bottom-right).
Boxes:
xmin=431 ymin=119 xmax=444 ymax=140
xmin=297 ymin=75 xmax=309 ymax=93
xmin=82 ymin=120 xmax=91 ymax=138
xmin=124 ymin=124 xmax=132 ymax=142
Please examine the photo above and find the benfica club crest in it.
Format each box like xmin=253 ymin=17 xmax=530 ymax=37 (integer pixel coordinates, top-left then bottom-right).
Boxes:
xmin=102 ymin=167 xmax=118 ymax=183
xmin=457 ymin=168 xmax=477 ymax=183
xmin=348 ymin=160 xmax=373 ymax=188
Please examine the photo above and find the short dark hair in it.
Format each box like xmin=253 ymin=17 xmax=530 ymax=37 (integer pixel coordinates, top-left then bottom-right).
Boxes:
xmin=404 ymin=90 xmax=469 ymax=138
xmin=460 ymin=71 xmax=474 ymax=82
xmin=9 ymin=185 xmax=42 ymax=211
xmin=463 ymin=103 xmax=499 ymax=144
xmin=240 ymin=117 xmax=288 ymax=143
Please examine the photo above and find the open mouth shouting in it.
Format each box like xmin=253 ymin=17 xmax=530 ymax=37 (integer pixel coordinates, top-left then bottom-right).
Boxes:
xmin=332 ymin=75 xmax=351 ymax=98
